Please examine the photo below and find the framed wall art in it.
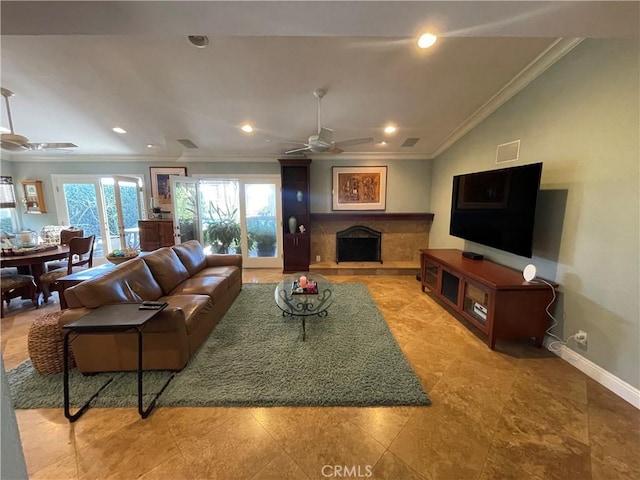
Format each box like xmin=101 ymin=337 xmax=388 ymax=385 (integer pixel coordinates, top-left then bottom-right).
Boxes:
xmin=150 ymin=167 xmax=187 ymax=206
xmin=332 ymin=166 xmax=387 ymax=211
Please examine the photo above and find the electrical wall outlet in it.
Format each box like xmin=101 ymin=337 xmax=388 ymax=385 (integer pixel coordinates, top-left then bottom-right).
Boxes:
xmin=575 ymin=330 xmax=588 ymax=346
xmin=316 ymin=255 xmax=321 ymax=262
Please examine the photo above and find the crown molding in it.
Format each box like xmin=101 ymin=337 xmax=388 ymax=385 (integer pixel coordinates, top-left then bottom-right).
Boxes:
xmin=430 ymin=37 xmax=584 ymax=159
xmin=3 ymin=151 xmax=433 ymax=163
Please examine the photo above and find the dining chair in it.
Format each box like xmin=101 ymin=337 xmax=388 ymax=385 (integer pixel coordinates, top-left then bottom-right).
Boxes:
xmin=1 ymin=272 xmax=38 ymax=318
xmin=40 ymin=235 xmax=95 ymax=305
xmin=46 ymin=228 xmax=84 ymax=271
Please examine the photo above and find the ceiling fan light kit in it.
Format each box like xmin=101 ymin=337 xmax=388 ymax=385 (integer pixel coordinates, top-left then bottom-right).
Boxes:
xmin=284 ymin=88 xmax=373 ymax=155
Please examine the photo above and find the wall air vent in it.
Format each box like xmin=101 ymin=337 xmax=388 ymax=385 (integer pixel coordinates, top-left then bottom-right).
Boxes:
xmin=496 ymin=139 xmax=520 ymax=163
xmin=177 ymin=139 xmax=199 ymax=149
xmin=401 ymin=137 xmax=420 ymax=148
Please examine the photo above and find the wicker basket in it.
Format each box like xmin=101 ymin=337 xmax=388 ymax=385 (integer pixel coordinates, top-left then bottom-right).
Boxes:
xmin=28 ymin=311 xmax=76 ymax=374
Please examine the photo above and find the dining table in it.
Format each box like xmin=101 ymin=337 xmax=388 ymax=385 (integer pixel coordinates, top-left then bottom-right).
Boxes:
xmin=0 ymin=245 xmax=70 ymax=303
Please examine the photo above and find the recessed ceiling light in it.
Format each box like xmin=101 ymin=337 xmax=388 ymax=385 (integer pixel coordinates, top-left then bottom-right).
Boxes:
xmin=418 ymin=33 xmax=437 ymax=49
xmin=146 ymin=144 xmax=156 ymax=148
xmin=378 ymin=141 xmax=388 ymax=145
xmin=112 ymin=127 xmax=126 ymax=134
xmin=384 ymin=125 xmax=396 ymax=134
xmin=188 ymin=35 xmax=209 ymax=48
xmin=0 ymin=126 xmax=10 ymax=134
xmin=241 ymin=124 xmax=254 ymax=133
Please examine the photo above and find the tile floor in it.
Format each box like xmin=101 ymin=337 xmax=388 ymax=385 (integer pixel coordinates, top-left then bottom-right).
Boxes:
xmin=1 ymin=270 xmax=638 ymax=480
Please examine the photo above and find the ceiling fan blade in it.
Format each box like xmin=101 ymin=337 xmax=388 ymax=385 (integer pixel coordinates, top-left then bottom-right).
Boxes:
xmin=333 ymin=137 xmax=374 ymax=148
xmin=284 ymin=146 xmax=311 ymax=155
xmin=25 ymin=142 xmax=78 ymax=150
xmin=318 ymin=127 xmax=333 ymax=145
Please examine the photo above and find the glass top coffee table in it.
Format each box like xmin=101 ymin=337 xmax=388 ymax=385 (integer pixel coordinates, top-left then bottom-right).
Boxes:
xmin=274 ymin=272 xmax=334 ymax=341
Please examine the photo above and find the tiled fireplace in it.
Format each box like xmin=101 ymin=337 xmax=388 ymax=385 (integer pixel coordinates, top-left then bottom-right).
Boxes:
xmin=309 ymin=213 xmax=433 ymax=272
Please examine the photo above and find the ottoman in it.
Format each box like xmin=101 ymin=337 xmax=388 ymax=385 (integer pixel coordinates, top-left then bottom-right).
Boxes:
xmin=28 ymin=311 xmax=76 ymax=374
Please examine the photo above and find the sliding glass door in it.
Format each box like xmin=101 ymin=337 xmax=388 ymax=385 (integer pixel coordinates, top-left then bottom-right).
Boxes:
xmin=195 ymin=175 xmax=282 ymax=268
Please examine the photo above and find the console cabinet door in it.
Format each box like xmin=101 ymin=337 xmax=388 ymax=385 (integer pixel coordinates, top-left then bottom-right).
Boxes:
xmin=158 ymin=222 xmax=175 ymax=247
xmin=283 ymin=234 xmax=310 ymax=272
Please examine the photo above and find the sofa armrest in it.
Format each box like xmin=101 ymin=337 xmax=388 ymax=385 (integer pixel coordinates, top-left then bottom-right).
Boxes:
xmin=205 ymin=254 xmax=242 ymax=268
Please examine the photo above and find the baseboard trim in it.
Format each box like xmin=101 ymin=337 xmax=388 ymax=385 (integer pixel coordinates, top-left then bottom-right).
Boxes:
xmin=543 ymin=337 xmax=640 ymax=409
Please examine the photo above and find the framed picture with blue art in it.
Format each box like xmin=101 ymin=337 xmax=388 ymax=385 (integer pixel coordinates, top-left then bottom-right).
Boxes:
xmin=150 ymin=167 xmax=187 ymax=207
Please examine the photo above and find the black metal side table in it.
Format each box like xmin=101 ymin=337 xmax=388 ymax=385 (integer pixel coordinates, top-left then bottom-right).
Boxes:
xmin=62 ymin=303 xmax=173 ymax=422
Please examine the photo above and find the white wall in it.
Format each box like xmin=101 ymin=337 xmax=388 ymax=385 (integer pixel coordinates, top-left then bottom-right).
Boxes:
xmin=430 ymin=40 xmax=640 ymax=388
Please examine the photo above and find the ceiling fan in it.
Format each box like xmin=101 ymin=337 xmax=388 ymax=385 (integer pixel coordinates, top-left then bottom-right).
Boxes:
xmin=1 ymin=87 xmax=77 ymax=151
xmin=284 ymin=89 xmax=373 ymax=155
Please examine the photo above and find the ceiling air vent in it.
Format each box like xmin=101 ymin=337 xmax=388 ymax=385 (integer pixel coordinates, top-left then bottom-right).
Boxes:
xmin=496 ymin=140 xmax=520 ymax=163
xmin=401 ymin=137 xmax=420 ymax=148
xmin=177 ymin=139 xmax=199 ymax=149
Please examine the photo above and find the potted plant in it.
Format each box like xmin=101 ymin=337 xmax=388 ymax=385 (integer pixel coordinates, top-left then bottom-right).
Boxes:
xmin=203 ymin=202 xmax=241 ymax=254
xmin=247 ymin=213 xmax=276 ymax=257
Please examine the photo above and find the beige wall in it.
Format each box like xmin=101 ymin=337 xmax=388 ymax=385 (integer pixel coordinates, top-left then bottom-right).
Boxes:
xmin=430 ymin=40 xmax=640 ymax=388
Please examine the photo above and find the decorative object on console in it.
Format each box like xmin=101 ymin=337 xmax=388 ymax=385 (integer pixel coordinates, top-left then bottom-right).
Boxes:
xmin=288 ymin=216 xmax=298 ymax=234
xmin=298 ymin=225 xmax=306 ymax=234
xmin=523 ymin=264 xmax=537 ymax=282
xmin=332 ymin=166 xmax=387 ymax=211
xmin=296 ymin=190 xmax=303 ymax=202
xmin=149 ymin=166 xmax=187 ymax=207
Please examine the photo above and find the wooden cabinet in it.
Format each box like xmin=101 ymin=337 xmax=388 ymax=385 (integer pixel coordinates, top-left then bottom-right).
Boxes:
xmin=138 ymin=220 xmax=175 ymax=251
xmin=279 ymin=159 xmax=311 ymax=273
xmin=420 ymin=248 xmax=557 ymax=349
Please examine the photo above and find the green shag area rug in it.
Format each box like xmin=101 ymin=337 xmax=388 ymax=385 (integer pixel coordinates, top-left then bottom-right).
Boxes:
xmin=8 ymin=283 xmax=430 ymax=408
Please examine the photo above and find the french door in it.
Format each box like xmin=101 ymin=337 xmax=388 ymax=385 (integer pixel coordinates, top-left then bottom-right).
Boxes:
xmin=52 ymin=174 xmax=144 ymax=259
xmin=187 ymin=175 xmax=282 ymax=268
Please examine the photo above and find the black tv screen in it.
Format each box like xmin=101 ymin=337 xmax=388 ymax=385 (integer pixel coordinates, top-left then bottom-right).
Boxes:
xmin=449 ymin=162 xmax=543 ymax=258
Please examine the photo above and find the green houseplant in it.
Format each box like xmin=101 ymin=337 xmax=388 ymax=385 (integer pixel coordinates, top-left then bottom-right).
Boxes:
xmin=203 ymin=202 xmax=242 ymax=254
xmin=247 ymin=214 xmax=276 ymax=257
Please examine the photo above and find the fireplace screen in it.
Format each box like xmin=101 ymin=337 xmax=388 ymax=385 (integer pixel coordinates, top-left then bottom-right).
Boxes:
xmin=336 ymin=225 xmax=382 ymax=263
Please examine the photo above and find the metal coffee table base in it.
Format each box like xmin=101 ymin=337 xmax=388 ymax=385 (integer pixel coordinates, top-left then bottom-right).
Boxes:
xmin=63 ymin=328 xmax=174 ymax=422
xmin=282 ymin=310 xmax=328 ymax=341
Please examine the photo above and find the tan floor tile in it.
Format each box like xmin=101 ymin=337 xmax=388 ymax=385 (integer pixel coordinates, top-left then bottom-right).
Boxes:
xmin=370 ymin=451 xmax=429 ymax=480
xmin=337 ymin=406 xmax=416 ymax=447
xmin=69 ymin=408 xmax=141 ymax=451
xmin=19 ymin=418 xmax=77 ymax=475
xmin=250 ymin=452 xmax=309 ymax=480
xmin=588 ymin=402 xmax=640 ymax=477
xmin=16 ymin=408 xmax=69 ymax=432
xmin=252 ymin=406 xmax=385 ymax=480
xmin=30 ymin=452 xmax=79 ymax=480
xmin=388 ymin=402 xmax=494 ymax=479
xmin=154 ymin=406 xmax=244 ymax=442
xmin=173 ymin=409 xmax=281 ymax=480
xmin=591 ymin=452 xmax=640 ymax=480
xmin=76 ymin=415 xmax=180 ymax=480
xmin=518 ymin=356 xmax=588 ymax=405
xmin=487 ymin=413 xmax=591 ymax=480
xmin=505 ymin=376 xmax=589 ymax=445
xmin=137 ymin=452 xmax=195 ymax=480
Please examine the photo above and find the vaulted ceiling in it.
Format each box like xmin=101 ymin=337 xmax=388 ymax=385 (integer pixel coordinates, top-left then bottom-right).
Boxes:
xmin=1 ymin=1 xmax=637 ymax=162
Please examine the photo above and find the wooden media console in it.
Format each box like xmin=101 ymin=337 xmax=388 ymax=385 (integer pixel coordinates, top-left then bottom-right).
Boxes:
xmin=419 ymin=248 xmax=557 ymax=349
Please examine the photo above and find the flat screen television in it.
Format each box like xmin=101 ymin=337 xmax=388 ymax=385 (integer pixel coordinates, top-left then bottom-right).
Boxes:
xmin=449 ymin=162 xmax=543 ymax=258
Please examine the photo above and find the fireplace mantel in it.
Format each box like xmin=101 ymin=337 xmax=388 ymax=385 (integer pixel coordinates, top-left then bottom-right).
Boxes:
xmin=310 ymin=213 xmax=434 ymax=222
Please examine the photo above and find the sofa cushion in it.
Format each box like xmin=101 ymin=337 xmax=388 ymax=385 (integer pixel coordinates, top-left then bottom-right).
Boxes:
xmin=192 ymin=266 xmax=242 ymax=285
xmin=68 ymin=259 xmax=163 ymax=309
xmin=142 ymin=247 xmax=190 ymax=294
xmin=172 ymin=240 xmax=207 ymax=276
xmin=153 ymin=294 xmax=212 ymax=335
xmin=170 ymin=276 xmax=230 ymax=303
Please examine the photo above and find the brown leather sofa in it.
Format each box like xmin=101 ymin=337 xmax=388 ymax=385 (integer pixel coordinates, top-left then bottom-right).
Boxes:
xmin=57 ymin=240 xmax=242 ymax=373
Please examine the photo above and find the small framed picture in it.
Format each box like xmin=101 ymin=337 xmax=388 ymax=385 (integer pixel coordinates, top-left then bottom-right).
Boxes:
xmin=150 ymin=167 xmax=187 ymax=206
